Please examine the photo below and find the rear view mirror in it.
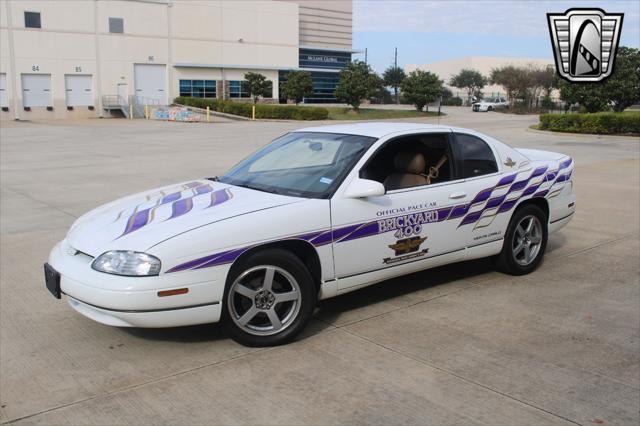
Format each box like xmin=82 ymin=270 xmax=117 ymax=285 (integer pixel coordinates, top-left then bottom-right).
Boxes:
xmin=344 ymin=178 xmax=385 ymax=199
xmin=309 ymin=142 xmax=323 ymax=152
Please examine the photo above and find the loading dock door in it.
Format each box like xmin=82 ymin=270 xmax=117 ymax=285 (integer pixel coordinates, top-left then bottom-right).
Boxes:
xmin=0 ymin=74 xmax=7 ymax=107
xmin=65 ymin=74 xmax=93 ymax=106
xmin=133 ymin=64 xmax=166 ymax=103
xmin=21 ymin=74 xmax=52 ymax=107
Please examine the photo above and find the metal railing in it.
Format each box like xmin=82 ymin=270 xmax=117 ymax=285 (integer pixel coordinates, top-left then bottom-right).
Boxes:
xmin=101 ymin=94 xmax=162 ymax=119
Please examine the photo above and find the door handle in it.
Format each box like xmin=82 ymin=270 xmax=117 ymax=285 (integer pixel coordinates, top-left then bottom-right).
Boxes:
xmin=449 ymin=191 xmax=467 ymax=199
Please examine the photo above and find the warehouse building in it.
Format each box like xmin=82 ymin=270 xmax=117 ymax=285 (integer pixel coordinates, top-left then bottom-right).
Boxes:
xmin=0 ymin=0 xmax=355 ymax=120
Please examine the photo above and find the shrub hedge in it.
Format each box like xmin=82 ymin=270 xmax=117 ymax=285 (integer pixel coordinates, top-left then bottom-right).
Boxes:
xmin=538 ymin=112 xmax=640 ymax=135
xmin=174 ymin=97 xmax=329 ymax=120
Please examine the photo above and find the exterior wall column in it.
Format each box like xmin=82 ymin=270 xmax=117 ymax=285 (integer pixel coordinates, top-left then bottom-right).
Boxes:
xmin=166 ymin=1 xmax=173 ymax=104
xmin=93 ymin=0 xmax=103 ymax=117
xmin=5 ymin=0 xmax=21 ymax=120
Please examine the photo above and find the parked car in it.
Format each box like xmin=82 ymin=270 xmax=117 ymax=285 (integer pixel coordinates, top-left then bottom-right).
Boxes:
xmin=473 ymin=97 xmax=509 ymax=112
xmin=45 ymin=123 xmax=575 ymax=346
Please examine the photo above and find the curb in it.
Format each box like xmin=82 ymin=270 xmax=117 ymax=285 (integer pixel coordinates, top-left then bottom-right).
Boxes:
xmin=526 ymin=126 xmax=640 ymax=139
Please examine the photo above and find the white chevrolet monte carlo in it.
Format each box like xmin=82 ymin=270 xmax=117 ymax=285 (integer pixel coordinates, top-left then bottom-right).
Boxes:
xmin=45 ymin=122 xmax=576 ymax=346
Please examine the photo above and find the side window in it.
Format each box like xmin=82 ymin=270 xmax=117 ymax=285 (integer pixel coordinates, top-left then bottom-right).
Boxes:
xmin=455 ymin=133 xmax=498 ymax=178
xmin=109 ymin=17 xmax=124 ymax=34
xmin=24 ymin=11 xmax=41 ymax=28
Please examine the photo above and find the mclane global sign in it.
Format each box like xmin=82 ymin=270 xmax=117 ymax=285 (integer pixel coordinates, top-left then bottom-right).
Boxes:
xmin=547 ymin=8 xmax=623 ymax=82
xmin=306 ymin=55 xmax=338 ymax=63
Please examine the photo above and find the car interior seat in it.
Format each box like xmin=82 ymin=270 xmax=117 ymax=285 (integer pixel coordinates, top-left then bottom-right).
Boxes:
xmin=383 ymin=151 xmax=428 ymax=191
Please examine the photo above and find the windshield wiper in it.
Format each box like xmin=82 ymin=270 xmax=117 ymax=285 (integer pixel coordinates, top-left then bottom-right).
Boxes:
xmin=233 ymin=183 xmax=282 ymax=195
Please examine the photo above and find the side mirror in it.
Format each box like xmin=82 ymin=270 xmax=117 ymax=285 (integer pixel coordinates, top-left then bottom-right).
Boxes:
xmin=344 ymin=178 xmax=386 ymax=199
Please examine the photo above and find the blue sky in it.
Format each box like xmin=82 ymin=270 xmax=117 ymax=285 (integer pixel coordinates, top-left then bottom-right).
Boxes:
xmin=352 ymin=0 xmax=640 ymax=72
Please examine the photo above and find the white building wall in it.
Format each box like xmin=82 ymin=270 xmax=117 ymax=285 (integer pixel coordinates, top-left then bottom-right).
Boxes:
xmin=406 ymin=56 xmax=555 ymax=98
xmin=0 ymin=0 xmax=305 ymax=120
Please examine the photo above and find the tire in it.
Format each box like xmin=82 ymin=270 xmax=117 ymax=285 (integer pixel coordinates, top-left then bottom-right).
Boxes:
xmin=495 ymin=204 xmax=548 ymax=275
xmin=487 ymin=106 xmax=493 ymax=112
xmin=221 ymin=249 xmax=316 ymax=346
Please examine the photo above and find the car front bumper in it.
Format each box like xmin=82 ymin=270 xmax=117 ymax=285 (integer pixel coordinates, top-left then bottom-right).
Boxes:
xmin=47 ymin=240 xmax=229 ymax=327
xmin=472 ymin=104 xmax=489 ymax=112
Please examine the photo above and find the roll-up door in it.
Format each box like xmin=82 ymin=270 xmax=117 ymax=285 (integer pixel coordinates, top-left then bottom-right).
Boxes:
xmin=22 ymin=74 xmax=52 ymax=107
xmin=65 ymin=74 xmax=93 ymax=106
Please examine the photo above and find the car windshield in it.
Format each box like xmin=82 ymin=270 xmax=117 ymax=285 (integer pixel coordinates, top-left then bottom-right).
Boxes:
xmin=218 ymin=132 xmax=377 ymax=199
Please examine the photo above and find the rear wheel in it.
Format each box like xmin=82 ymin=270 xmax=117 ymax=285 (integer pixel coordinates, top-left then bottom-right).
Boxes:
xmin=487 ymin=106 xmax=493 ymax=112
xmin=495 ymin=204 xmax=547 ymax=275
xmin=221 ymin=249 xmax=316 ymax=346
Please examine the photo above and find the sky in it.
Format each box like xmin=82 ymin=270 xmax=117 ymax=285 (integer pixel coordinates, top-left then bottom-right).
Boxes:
xmin=352 ymin=0 xmax=640 ymax=72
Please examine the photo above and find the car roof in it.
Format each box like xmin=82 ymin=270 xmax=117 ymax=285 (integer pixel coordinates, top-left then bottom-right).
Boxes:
xmin=294 ymin=122 xmax=452 ymax=138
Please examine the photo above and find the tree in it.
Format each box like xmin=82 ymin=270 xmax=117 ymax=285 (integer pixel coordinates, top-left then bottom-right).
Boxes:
xmin=441 ymin=87 xmax=453 ymax=103
xmin=557 ymin=80 xmax=610 ymax=112
xmin=490 ymin=66 xmax=524 ymax=104
xmin=334 ymin=60 xmax=381 ymax=111
xmin=528 ymin=65 xmax=556 ymax=107
xmin=556 ymin=46 xmax=639 ymax=113
xmin=244 ymin=72 xmax=270 ymax=104
xmin=281 ymin=70 xmax=314 ymax=105
xmin=449 ymin=69 xmax=487 ymax=106
xmin=603 ymin=46 xmax=640 ymax=112
xmin=382 ymin=66 xmax=406 ymax=104
xmin=400 ymin=70 xmax=443 ymax=111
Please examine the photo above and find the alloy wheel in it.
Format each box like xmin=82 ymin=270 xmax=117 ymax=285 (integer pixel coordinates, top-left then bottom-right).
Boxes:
xmin=512 ymin=215 xmax=543 ymax=266
xmin=227 ymin=265 xmax=301 ymax=336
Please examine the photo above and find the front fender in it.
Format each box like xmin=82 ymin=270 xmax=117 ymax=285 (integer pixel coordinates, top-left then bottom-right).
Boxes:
xmin=149 ymin=199 xmax=334 ymax=281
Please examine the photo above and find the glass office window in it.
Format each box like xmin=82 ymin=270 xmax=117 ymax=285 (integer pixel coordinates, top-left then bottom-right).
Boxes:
xmin=229 ymin=81 xmax=250 ymax=98
xmin=179 ymin=80 xmax=216 ymax=98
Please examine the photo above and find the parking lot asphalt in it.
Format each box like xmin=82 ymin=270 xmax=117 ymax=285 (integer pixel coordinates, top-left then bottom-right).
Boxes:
xmin=1 ymin=108 xmax=638 ymax=425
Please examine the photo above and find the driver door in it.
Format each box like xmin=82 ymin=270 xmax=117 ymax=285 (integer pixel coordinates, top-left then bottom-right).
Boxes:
xmin=330 ymin=131 xmax=505 ymax=292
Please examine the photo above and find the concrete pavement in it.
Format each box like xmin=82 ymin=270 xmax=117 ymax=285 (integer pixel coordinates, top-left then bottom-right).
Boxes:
xmin=1 ymin=110 xmax=638 ymax=424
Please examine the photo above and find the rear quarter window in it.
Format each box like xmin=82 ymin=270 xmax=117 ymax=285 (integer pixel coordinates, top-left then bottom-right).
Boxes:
xmin=455 ymin=133 xmax=498 ymax=178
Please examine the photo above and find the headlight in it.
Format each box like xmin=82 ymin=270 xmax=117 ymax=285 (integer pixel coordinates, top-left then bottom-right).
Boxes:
xmin=92 ymin=251 xmax=161 ymax=276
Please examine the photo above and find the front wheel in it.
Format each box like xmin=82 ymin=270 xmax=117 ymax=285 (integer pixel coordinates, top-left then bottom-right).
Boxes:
xmin=221 ymin=249 xmax=316 ymax=346
xmin=495 ymin=204 xmax=548 ymax=275
xmin=487 ymin=106 xmax=493 ymax=112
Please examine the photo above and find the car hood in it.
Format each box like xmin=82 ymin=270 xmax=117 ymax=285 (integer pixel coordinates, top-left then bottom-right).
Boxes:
xmin=66 ymin=179 xmax=303 ymax=256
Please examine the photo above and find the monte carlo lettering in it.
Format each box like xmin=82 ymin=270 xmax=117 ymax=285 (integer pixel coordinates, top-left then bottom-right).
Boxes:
xmin=377 ymin=210 xmax=439 ymax=233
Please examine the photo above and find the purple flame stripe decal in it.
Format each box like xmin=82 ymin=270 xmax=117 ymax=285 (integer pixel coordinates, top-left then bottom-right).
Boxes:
xmin=122 ymin=208 xmax=152 ymax=236
xmin=208 ymin=188 xmax=232 ymax=208
xmin=531 ymin=166 xmax=548 ymax=178
xmin=559 ymin=158 xmax=572 ymax=170
xmin=497 ymin=173 xmax=518 ymax=187
xmin=458 ymin=165 xmax=551 ymax=227
xmin=334 ymin=222 xmax=378 ymax=242
xmin=471 ymin=187 xmax=494 ymax=205
xmin=166 ymin=251 xmax=230 ymax=273
xmin=161 ymin=192 xmax=182 ymax=205
xmin=168 ymin=197 xmax=194 ymax=220
xmin=118 ymin=184 xmax=233 ymax=238
xmin=449 ymin=204 xmax=470 ymax=219
xmin=310 ymin=230 xmax=337 ymax=246
xmin=497 ymin=199 xmax=518 ymax=213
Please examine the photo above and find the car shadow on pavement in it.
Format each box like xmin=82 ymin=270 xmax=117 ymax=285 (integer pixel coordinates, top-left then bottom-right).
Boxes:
xmin=123 ymin=322 xmax=227 ymax=343
xmin=121 ymin=258 xmax=497 ymax=344
xmin=312 ymin=257 xmax=496 ymax=329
